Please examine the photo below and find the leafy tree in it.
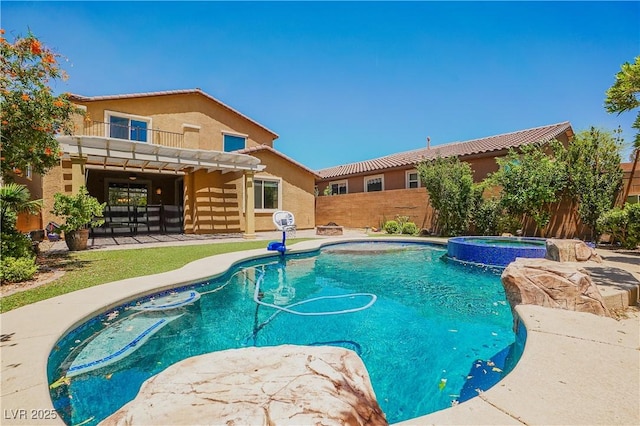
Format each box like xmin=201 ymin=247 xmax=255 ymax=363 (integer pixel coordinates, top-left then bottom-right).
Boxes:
xmin=417 ymin=156 xmax=474 ymax=236
xmin=491 ymin=141 xmax=567 ymax=236
xmin=562 ymin=128 xmax=623 ymax=240
xmin=605 ymin=56 xmax=640 ymax=202
xmin=0 ymin=29 xmax=81 ymax=181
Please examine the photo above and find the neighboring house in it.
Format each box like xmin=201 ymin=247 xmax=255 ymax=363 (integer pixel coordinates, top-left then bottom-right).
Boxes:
xmin=315 ymin=122 xmax=578 ymax=236
xmin=18 ymin=89 xmax=317 ymax=237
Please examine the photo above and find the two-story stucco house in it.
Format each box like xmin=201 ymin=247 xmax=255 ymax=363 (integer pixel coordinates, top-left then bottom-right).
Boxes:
xmin=25 ymin=89 xmax=317 ymax=237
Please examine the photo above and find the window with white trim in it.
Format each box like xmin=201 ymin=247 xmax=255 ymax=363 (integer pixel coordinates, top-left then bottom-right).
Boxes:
xmin=254 ymin=177 xmax=281 ymax=210
xmin=406 ymin=170 xmax=420 ymax=189
xmin=329 ymin=180 xmax=348 ymax=195
xmin=105 ymin=111 xmax=151 ymax=143
xmin=223 ymin=133 xmax=246 ymax=152
xmin=365 ymin=174 xmax=384 ymax=192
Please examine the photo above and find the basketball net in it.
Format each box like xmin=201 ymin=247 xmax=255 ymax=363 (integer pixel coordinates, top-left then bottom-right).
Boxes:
xmin=284 ymin=225 xmax=296 ymax=239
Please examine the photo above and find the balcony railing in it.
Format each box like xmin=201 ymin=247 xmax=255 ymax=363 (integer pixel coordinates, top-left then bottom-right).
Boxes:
xmin=79 ymin=121 xmax=185 ymax=148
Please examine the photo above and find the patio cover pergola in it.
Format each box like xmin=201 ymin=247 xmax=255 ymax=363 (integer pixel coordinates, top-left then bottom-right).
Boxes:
xmin=57 ymin=135 xmax=266 ymax=238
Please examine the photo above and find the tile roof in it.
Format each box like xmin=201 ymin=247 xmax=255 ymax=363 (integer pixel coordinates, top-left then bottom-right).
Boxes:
xmin=69 ymin=89 xmax=279 ymax=139
xmin=239 ymin=144 xmax=321 ymax=178
xmin=317 ymin=121 xmax=573 ymax=180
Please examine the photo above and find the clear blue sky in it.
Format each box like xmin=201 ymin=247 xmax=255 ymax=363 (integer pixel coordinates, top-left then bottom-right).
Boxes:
xmin=3 ymin=1 xmax=639 ymax=170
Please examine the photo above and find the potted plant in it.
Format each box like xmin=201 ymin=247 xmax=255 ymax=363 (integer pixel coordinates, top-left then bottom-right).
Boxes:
xmin=51 ymin=186 xmax=105 ymax=251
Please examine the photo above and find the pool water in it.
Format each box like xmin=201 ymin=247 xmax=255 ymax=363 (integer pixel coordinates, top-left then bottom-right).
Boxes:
xmin=48 ymin=242 xmax=520 ymax=425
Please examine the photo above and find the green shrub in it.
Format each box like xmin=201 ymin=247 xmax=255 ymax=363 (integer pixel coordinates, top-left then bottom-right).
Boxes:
xmin=395 ymin=215 xmax=410 ymax=227
xmin=1 ymin=230 xmax=35 ymax=259
xmin=597 ymin=203 xmax=640 ymax=249
xmin=497 ymin=214 xmax=522 ymax=235
xmin=384 ymin=220 xmax=400 ymax=234
xmin=401 ymin=222 xmax=418 ymax=235
xmin=628 ymin=202 xmax=640 ymax=228
xmin=472 ymin=198 xmax=501 ymax=235
xmin=1 ymin=256 xmax=38 ymax=283
xmin=51 ymin=186 xmax=105 ymax=232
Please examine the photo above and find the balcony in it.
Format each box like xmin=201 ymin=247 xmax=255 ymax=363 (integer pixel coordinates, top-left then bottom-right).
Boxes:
xmin=79 ymin=121 xmax=185 ymax=149
xmin=58 ymin=120 xmax=264 ymax=174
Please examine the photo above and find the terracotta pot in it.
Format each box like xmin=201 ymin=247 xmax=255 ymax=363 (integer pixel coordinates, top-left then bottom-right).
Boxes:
xmin=64 ymin=229 xmax=89 ymax=251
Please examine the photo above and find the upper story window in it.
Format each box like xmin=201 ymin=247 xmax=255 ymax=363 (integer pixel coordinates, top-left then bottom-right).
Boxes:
xmin=223 ymin=133 xmax=247 ymax=152
xmin=105 ymin=111 xmax=151 ymax=143
xmin=365 ymin=174 xmax=384 ymax=192
xmin=329 ymin=180 xmax=348 ymax=195
xmin=254 ymin=177 xmax=281 ymax=211
xmin=406 ymin=170 xmax=420 ymax=189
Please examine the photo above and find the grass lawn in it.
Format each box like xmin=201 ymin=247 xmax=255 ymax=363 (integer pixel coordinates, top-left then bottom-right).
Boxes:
xmin=0 ymin=238 xmax=314 ymax=313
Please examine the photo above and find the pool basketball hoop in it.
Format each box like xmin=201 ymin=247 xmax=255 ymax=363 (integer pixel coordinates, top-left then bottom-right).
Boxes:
xmin=267 ymin=211 xmax=296 ymax=254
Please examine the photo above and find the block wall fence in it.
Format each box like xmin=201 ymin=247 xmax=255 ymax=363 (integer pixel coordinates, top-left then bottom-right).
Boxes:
xmin=315 ymin=189 xmax=592 ymax=239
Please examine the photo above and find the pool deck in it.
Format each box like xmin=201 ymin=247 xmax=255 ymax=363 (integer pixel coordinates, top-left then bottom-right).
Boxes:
xmin=1 ymin=231 xmax=638 ymax=425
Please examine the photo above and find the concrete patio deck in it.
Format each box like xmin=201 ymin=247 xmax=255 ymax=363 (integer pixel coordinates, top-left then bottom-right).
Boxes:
xmin=1 ymin=232 xmax=638 ymax=425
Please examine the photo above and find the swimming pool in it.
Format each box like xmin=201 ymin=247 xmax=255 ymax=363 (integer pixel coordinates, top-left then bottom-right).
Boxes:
xmin=48 ymin=241 xmax=522 ymax=425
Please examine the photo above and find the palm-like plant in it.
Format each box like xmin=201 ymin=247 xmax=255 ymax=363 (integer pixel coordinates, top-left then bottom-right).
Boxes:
xmin=0 ymin=183 xmax=42 ymax=228
xmin=605 ymin=56 xmax=640 ymax=203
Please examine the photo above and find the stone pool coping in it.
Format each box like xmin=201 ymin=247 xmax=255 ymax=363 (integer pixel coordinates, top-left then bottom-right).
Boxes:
xmin=0 ymin=236 xmax=638 ymax=425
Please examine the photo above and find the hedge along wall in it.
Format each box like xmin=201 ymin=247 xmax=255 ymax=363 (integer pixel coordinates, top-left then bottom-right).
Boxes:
xmin=315 ymin=188 xmax=591 ymax=239
xmin=522 ymin=196 xmax=590 ymax=238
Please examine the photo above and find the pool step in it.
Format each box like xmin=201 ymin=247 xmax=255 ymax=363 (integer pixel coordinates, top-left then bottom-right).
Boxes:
xmin=66 ymin=312 xmax=183 ymax=377
xmin=132 ymin=290 xmax=200 ymax=311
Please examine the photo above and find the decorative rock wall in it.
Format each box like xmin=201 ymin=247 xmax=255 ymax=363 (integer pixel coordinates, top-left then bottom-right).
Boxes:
xmin=101 ymin=345 xmax=387 ymax=426
xmin=501 ymin=258 xmax=610 ymax=321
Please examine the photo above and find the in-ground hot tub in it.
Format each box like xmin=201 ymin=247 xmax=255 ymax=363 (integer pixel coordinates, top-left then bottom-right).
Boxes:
xmin=447 ymin=236 xmax=547 ymax=267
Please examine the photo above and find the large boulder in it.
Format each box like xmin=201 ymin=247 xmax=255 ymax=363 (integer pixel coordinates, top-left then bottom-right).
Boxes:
xmin=501 ymin=258 xmax=610 ymax=320
xmin=545 ymin=239 xmax=602 ymax=263
xmin=101 ymin=345 xmax=387 ymax=426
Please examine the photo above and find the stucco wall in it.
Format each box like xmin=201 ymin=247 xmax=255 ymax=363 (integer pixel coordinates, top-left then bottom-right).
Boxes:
xmin=315 ymin=188 xmax=433 ymax=230
xmin=181 ymin=149 xmax=316 ymax=234
xmin=78 ymin=93 xmax=276 ymax=151
xmin=14 ymin=172 xmax=44 ymax=232
xmin=183 ymin=169 xmax=243 ymax=234
xmin=40 ymin=160 xmax=72 ymax=231
xmin=249 ymin=150 xmax=315 ymax=231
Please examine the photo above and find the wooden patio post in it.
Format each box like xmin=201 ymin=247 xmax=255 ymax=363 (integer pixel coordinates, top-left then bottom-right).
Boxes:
xmin=243 ymin=171 xmax=256 ymax=239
